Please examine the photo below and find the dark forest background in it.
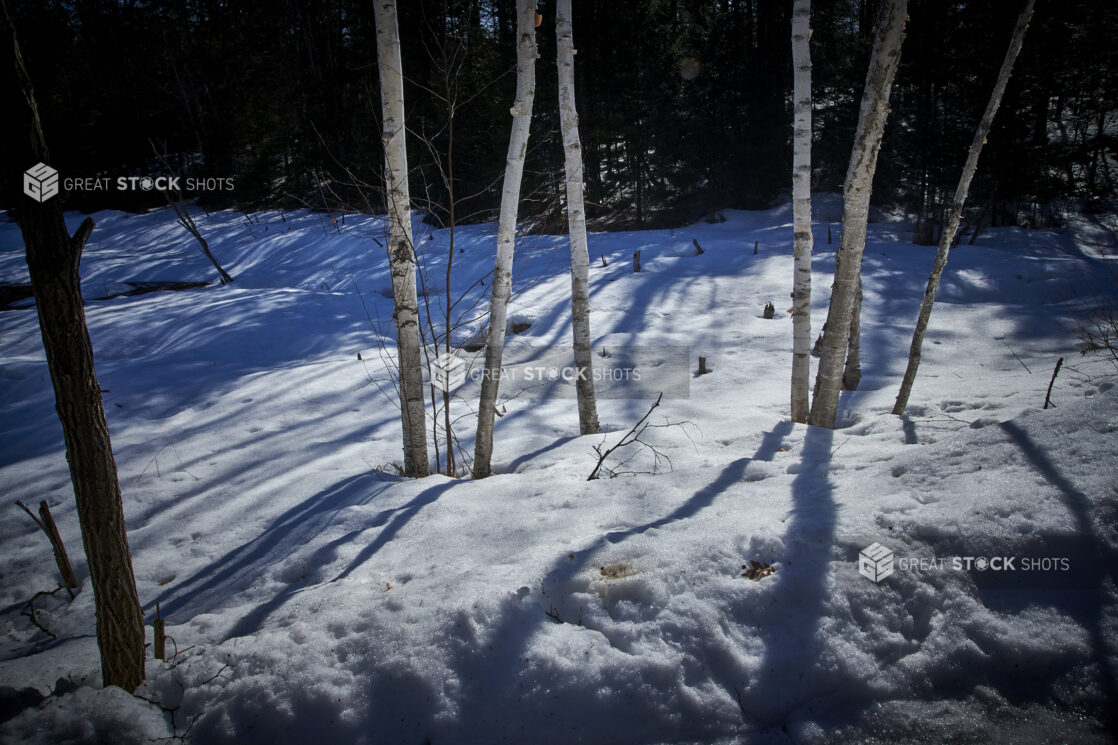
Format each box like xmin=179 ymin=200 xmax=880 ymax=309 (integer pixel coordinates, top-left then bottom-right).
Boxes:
xmin=3 ymin=0 xmax=1117 ymax=239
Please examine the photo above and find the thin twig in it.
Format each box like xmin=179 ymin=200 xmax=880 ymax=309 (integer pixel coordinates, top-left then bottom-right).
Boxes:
xmin=21 ymin=586 xmax=70 ymax=638
xmin=1000 ymin=338 xmax=1032 ymax=373
xmin=587 ymin=393 xmax=664 ymax=480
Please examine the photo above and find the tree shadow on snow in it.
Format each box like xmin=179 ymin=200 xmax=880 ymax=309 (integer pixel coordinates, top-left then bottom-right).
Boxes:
xmin=995 ymin=421 xmax=1118 ymax=722
xmin=328 ymin=479 xmax=457 ymax=584
xmin=446 ymin=420 xmax=795 ymax=743
xmin=498 ymin=434 xmax=579 ymax=474
xmin=146 ymin=471 xmax=399 ymax=625
xmin=737 ymin=420 xmax=1118 ymax=738
xmin=741 ymin=424 xmax=837 ymax=733
xmin=221 ymin=477 xmax=456 ymax=639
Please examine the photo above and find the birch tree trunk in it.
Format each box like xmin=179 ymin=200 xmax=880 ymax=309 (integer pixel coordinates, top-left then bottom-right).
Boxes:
xmin=375 ymin=0 xmax=429 ymax=477
xmin=808 ymin=0 xmax=907 ymax=429
xmin=893 ymin=0 xmax=1035 ymax=416
xmin=557 ymin=0 xmax=600 ymax=436
xmin=790 ymin=0 xmax=813 ymax=424
xmin=4 ymin=0 xmax=145 ymax=691
xmin=842 ymin=275 xmax=862 ymax=390
xmin=473 ymin=0 xmax=538 ymax=479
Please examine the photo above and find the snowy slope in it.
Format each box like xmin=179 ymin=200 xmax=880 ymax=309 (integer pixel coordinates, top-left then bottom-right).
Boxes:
xmin=0 ymin=202 xmax=1115 ymax=744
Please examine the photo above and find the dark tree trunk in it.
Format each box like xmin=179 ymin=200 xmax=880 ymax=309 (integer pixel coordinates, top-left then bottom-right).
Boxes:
xmin=5 ymin=0 xmax=145 ymax=691
xmin=23 ymin=221 xmax=146 ymax=691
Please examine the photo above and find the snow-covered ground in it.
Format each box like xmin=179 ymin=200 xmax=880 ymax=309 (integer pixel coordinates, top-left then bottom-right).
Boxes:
xmin=0 ymin=200 xmax=1116 ymax=744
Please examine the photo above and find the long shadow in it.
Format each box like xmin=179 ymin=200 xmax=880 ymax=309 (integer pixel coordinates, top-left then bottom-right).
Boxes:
xmin=743 ymin=424 xmax=836 ymax=731
xmin=901 ymin=414 xmax=919 ymax=444
xmin=998 ymin=421 xmax=1118 ymax=718
xmin=2 ymin=252 xmax=403 ymax=464
xmin=999 ymin=422 xmax=1102 ymax=543
xmin=500 ymin=435 xmax=578 ymax=474
xmin=146 ymin=471 xmax=395 ymax=623
xmin=221 ymin=477 xmax=455 ymax=639
xmin=223 ymin=525 xmax=364 ymax=640
xmin=330 ymin=478 xmax=457 ymax=583
xmin=125 ymin=415 xmax=397 ymax=550
xmin=603 ymin=420 xmax=794 ymax=545
xmin=452 ymin=420 xmax=794 ymax=741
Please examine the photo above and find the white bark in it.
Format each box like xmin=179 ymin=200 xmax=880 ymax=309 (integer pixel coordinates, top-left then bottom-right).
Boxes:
xmin=894 ymin=0 xmax=1035 ymax=415
xmin=473 ymin=0 xmax=538 ymax=479
xmin=809 ymin=0 xmax=907 ymax=429
xmin=375 ymin=0 xmax=428 ymax=477
xmin=842 ymin=274 xmax=862 ymax=390
xmin=790 ymin=0 xmax=813 ymax=424
xmin=557 ymin=0 xmax=600 ymax=435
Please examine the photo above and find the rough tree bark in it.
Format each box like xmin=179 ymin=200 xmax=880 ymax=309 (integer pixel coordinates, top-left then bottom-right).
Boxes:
xmin=808 ymin=0 xmax=908 ymax=429
xmin=375 ymin=0 xmax=429 ymax=477
xmin=4 ymin=0 xmax=145 ymax=691
xmin=474 ymin=0 xmax=538 ymax=479
xmin=893 ymin=0 xmax=1035 ymax=415
xmin=842 ymin=275 xmax=862 ymax=390
xmin=790 ymin=0 xmax=813 ymax=423
xmin=556 ymin=0 xmax=600 ymax=435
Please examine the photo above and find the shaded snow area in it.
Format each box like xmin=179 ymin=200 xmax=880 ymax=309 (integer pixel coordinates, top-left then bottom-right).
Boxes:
xmin=1 ymin=201 xmax=1116 ymax=744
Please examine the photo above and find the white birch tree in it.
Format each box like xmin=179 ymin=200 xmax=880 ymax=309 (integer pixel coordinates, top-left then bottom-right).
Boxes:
xmin=893 ymin=0 xmax=1035 ymax=416
xmin=375 ymin=0 xmax=429 ymax=477
xmin=808 ymin=0 xmax=908 ymax=429
xmin=473 ymin=0 xmax=538 ymax=479
xmin=790 ymin=0 xmax=813 ymax=424
xmin=557 ymin=0 xmax=600 ymax=435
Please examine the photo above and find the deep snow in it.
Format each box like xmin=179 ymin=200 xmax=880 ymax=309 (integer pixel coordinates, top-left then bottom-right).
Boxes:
xmin=0 ymin=200 xmax=1116 ymax=744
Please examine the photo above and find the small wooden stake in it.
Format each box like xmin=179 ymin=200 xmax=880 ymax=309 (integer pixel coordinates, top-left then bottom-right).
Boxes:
xmin=753 ymin=240 xmax=758 ymax=255
xmin=153 ymin=602 xmax=166 ymax=660
xmin=698 ymin=356 xmax=711 ymax=375
xmin=692 ymin=238 xmax=704 ymax=255
xmin=827 ymin=223 xmax=832 ymax=244
xmin=600 ymin=255 xmax=607 ymax=267
xmin=633 ymin=250 xmax=641 ymax=272
xmin=1043 ymin=357 xmax=1063 ymax=409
